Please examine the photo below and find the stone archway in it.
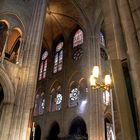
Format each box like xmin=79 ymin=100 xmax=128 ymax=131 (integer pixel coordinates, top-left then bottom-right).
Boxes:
xmin=0 ymin=84 xmax=4 ymax=103
xmin=0 ymin=84 xmax=4 ymax=117
xmin=0 ymin=67 xmax=15 ymax=140
xmin=47 ymin=121 xmax=60 ymax=140
xmin=30 ymin=123 xmax=41 ymax=140
xmin=104 ymin=118 xmax=114 ymax=140
xmin=68 ymin=116 xmax=88 ymax=140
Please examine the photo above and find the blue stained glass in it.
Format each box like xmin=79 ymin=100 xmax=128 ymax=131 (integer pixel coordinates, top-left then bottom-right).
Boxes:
xmin=99 ymin=32 xmax=105 ymax=46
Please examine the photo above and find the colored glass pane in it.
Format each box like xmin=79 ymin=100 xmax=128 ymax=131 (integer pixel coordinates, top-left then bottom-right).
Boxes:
xmin=69 ymin=87 xmax=79 ymax=107
xmin=42 ymin=51 xmax=48 ymax=60
xmin=103 ymin=90 xmax=110 ymax=105
xmin=100 ymin=32 xmax=105 ymax=46
xmin=53 ymin=42 xmax=63 ymax=73
xmin=106 ymin=122 xmax=114 ymax=140
xmin=56 ymin=42 xmax=63 ymax=52
xmin=73 ymin=29 xmax=83 ymax=47
xmin=38 ymin=51 xmax=48 ymax=80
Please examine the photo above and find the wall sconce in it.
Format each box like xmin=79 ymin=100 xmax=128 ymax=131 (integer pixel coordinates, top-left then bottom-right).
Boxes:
xmin=90 ymin=66 xmax=111 ymax=91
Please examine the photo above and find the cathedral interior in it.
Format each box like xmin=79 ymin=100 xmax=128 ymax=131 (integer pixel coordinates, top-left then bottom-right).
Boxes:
xmin=0 ymin=0 xmax=140 ymax=140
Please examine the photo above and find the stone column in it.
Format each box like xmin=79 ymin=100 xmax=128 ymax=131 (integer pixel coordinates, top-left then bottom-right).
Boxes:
xmin=86 ymin=34 xmax=105 ymax=140
xmin=100 ymin=0 xmax=136 ymax=139
xmin=116 ymin=0 xmax=140 ymax=124
xmin=9 ymin=0 xmax=47 ymax=140
xmin=0 ymin=103 xmax=14 ymax=140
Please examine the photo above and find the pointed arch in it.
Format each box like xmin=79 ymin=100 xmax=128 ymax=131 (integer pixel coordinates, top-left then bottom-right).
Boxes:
xmin=69 ymin=116 xmax=88 ymax=139
xmin=47 ymin=121 xmax=60 ymax=140
xmin=0 ymin=68 xmax=15 ymax=103
xmin=49 ymin=81 xmax=63 ymax=112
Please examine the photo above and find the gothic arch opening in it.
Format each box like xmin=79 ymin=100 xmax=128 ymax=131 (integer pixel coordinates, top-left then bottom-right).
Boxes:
xmin=69 ymin=116 xmax=88 ymax=139
xmin=6 ymin=28 xmax=21 ymax=63
xmin=0 ymin=68 xmax=14 ymax=104
xmin=47 ymin=121 xmax=60 ymax=140
xmin=34 ymin=125 xmax=41 ymax=140
xmin=0 ymin=84 xmax=4 ymax=117
xmin=0 ymin=84 xmax=4 ymax=104
xmin=0 ymin=21 xmax=8 ymax=56
xmin=104 ymin=118 xmax=114 ymax=140
xmin=30 ymin=124 xmax=41 ymax=140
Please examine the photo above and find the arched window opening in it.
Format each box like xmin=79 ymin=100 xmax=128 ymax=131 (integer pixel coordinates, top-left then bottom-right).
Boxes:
xmin=73 ymin=29 xmax=83 ymax=48
xmin=0 ymin=84 xmax=4 ymax=118
xmin=4 ymin=28 xmax=22 ymax=64
xmin=99 ymin=32 xmax=108 ymax=63
xmin=38 ymin=50 xmax=48 ymax=80
xmin=0 ymin=22 xmax=8 ymax=57
xmin=68 ymin=116 xmax=88 ymax=139
xmin=72 ymin=29 xmax=84 ymax=61
xmin=53 ymin=42 xmax=63 ymax=73
xmin=39 ymin=92 xmax=45 ymax=115
xmin=33 ymin=89 xmax=45 ymax=116
xmin=30 ymin=123 xmax=41 ymax=140
xmin=69 ymin=83 xmax=79 ymax=107
xmin=99 ymin=32 xmax=105 ymax=47
xmin=50 ymin=86 xmax=63 ymax=112
xmin=47 ymin=121 xmax=60 ymax=140
xmin=104 ymin=118 xmax=114 ymax=140
xmin=9 ymin=37 xmax=21 ymax=63
xmin=99 ymin=31 xmax=109 ymax=79
xmin=103 ymin=90 xmax=110 ymax=106
xmin=0 ymin=84 xmax=4 ymax=105
xmin=33 ymin=94 xmax=39 ymax=116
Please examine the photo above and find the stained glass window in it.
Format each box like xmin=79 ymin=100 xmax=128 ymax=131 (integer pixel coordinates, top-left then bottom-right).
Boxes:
xmin=99 ymin=32 xmax=105 ymax=46
xmin=33 ymin=91 xmax=45 ymax=116
xmin=39 ymin=92 xmax=45 ymax=115
xmin=73 ymin=29 xmax=83 ymax=47
xmin=103 ymin=90 xmax=110 ymax=106
xmin=105 ymin=122 xmax=114 ymax=140
xmin=69 ymin=86 xmax=79 ymax=107
xmin=50 ymin=88 xmax=63 ymax=112
xmin=38 ymin=51 xmax=48 ymax=80
xmin=53 ymin=42 xmax=63 ymax=73
xmin=56 ymin=93 xmax=62 ymax=110
xmin=33 ymin=94 xmax=39 ymax=116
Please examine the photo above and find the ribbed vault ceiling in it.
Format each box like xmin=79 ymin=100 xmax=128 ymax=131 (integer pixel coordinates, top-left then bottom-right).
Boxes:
xmin=43 ymin=0 xmax=88 ymax=48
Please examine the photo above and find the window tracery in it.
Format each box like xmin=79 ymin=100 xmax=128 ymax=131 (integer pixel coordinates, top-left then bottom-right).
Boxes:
xmin=105 ymin=119 xmax=114 ymax=140
xmin=69 ymin=84 xmax=79 ymax=107
xmin=73 ymin=29 xmax=84 ymax=61
xmin=38 ymin=51 xmax=48 ymax=80
xmin=53 ymin=42 xmax=63 ymax=73
xmin=103 ymin=90 xmax=110 ymax=106
xmin=50 ymin=86 xmax=63 ymax=112
xmin=33 ymin=91 xmax=45 ymax=116
xmin=73 ymin=29 xmax=83 ymax=47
